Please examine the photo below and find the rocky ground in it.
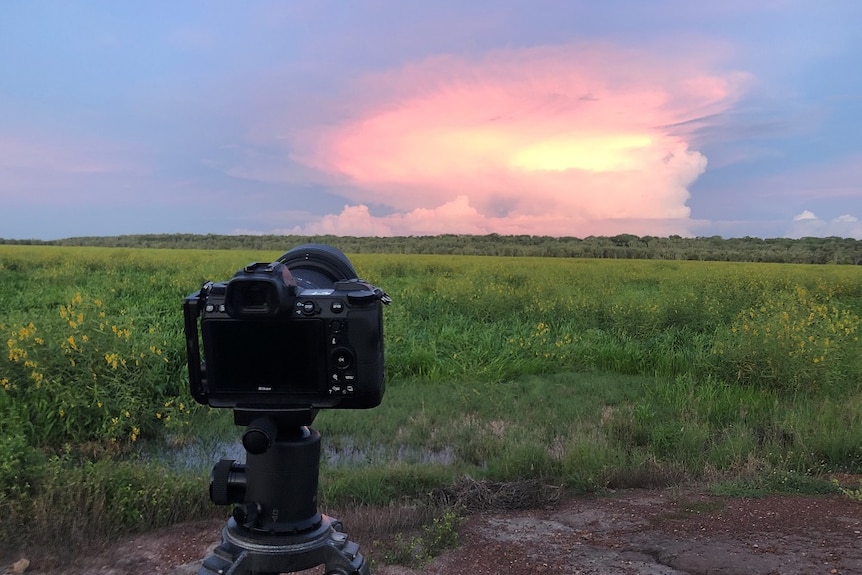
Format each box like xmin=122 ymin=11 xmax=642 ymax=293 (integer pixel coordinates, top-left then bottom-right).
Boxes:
xmin=8 ymin=485 xmax=862 ymax=575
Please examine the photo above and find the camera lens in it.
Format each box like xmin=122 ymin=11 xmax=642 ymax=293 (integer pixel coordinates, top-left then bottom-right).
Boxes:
xmin=277 ymin=244 xmax=358 ymax=288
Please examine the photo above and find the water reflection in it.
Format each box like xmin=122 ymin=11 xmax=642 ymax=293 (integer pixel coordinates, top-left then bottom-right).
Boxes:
xmin=142 ymin=434 xmax=454 ymax=472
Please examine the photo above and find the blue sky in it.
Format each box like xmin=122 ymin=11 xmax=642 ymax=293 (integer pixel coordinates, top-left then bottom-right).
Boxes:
xmin=1 ymin=1 xmax=860 ymax=240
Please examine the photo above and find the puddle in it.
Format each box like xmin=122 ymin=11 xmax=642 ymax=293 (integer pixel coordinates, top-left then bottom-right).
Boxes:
xmin=324 ymin=436 xmax=454 ymax=467
xmin=141 ymin=434 xmax=454 ymax=472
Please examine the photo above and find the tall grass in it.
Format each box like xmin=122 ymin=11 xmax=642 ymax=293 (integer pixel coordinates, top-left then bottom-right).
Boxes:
xmin=1 ymin=245 xmax=860 ymax=555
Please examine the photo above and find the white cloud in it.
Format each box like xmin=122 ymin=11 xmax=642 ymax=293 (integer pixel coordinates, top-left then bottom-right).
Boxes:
xmin=793 ymin=210 xmax=818 ymax=222
xmin=788 ymin=211 xmax=862 ymax=238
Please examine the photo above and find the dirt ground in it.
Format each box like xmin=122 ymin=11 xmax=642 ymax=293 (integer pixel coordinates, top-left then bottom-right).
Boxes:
xmin=8 ymin=485 xmax=862 ymax=575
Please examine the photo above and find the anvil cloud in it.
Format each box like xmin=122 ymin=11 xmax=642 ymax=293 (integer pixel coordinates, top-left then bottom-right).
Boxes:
xmin=288 ymin=44 xmax=746 ymax=237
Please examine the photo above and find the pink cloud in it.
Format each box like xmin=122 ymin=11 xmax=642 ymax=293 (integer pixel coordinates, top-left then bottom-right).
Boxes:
xmin=290 ymin=42 xmax=748 ymax=236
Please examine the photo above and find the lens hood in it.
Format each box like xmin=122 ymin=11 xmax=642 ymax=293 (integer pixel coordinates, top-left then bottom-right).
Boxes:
xmin=277 ymin=244 xmax=358 ymax=288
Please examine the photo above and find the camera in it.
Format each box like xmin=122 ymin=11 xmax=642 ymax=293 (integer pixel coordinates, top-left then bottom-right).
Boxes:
xmin=183 ymin=244 xmax=389 ymax=411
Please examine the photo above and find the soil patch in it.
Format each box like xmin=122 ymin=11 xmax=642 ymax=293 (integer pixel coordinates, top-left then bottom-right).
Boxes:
xmin=8 ymin=486 xmax=862 ymax=575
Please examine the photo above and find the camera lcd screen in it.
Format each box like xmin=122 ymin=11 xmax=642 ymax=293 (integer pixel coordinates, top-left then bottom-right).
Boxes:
xmin=202 ymin=319 xmax=327 ymax=395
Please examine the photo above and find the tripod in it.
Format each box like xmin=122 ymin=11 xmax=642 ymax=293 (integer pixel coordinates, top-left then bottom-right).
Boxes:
xmin=196 ymin=410 xmax=371 ymax=575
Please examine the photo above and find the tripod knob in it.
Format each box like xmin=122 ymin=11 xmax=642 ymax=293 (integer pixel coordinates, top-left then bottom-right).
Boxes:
xmin=242 ymin=416 xmax=279 ymax=454
xmin=210 ymin=459 xmax=246 ymax=505
xmin=232 ymin=502 xmax=261 ymax=526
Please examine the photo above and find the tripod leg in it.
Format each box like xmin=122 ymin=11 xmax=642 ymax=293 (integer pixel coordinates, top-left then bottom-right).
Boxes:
xmin=197 ymin=552 xmax=232 ymax=575
xmin=324 ymin=560 xmax=371 ymax=575
xmin=195 ymin=543 xmax=371 ymax=575
xmin=315 ymin=527 xmax=371 ymax=575
xmin=195 ymin=520 xmax=371 ymax=575
xmin=196 ymin=539 xmax=247 ymax=575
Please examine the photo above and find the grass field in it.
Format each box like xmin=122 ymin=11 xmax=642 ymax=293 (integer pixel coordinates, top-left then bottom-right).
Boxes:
xmin=1 ymin=244 xmax=860 ymax=552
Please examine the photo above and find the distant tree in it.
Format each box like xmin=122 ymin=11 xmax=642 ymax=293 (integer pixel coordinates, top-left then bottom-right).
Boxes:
xmin=4 ymin=233 xmax=859 ymax=264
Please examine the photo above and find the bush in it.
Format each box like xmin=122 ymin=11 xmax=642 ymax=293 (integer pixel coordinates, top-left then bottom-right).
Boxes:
xmin=2 ymin=293 xmax=194 ymax=447
xmin=710 ymin=286 xmax=861 ymax=392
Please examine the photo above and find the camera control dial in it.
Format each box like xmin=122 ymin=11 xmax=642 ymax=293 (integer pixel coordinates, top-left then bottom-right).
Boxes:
xmin=332 ymin=347 xmax=353 ymax=370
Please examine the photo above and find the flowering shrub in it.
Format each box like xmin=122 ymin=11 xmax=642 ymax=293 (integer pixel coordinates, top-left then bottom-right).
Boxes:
xmin=2 ymin=292 xmax=192 ymax=447
xmin=711 ymin=285 xmax=861 ymax=392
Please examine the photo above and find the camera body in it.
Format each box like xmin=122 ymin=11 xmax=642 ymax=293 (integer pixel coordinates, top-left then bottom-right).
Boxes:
xmin=183 ymin=245 xmax=387 ymax=411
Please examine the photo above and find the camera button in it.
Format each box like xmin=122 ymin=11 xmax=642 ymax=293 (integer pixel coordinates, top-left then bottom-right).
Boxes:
xmin=330 ymin=301 xmax=345 ymax=313
xmin=332 ymin=348 xmax=353 ymax=370
xmin=301 ymin=301 xmax=316 ymax=315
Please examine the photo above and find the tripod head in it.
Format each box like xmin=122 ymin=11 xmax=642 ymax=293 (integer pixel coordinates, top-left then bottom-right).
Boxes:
xmin=210 ymin=409 xmax=323 ymax=534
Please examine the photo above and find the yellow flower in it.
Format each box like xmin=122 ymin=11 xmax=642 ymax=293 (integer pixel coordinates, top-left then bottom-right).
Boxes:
xmin=104 ymin=353 xmax=119 ymax=369
xmin=8 ymin=345 xmax=27 ymax=361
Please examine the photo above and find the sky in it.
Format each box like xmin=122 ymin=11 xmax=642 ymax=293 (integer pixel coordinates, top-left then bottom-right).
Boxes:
xmin=1 ymin=1 xmax=861 ymax=240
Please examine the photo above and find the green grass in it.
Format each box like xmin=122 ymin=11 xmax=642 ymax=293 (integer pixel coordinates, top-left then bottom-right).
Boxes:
xmin=0 ymin=449 xmax=218 ymax=555
xmin=315 ymin=370 xmax=861 ymax=496
xmin=1 ymin=245 xmax=860 ymax=555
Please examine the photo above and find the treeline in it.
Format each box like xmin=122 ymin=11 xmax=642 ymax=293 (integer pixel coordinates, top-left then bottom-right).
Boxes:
xmin=3 ymin=233 xmax=861 ymax=264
